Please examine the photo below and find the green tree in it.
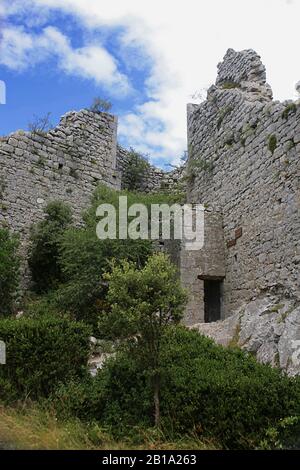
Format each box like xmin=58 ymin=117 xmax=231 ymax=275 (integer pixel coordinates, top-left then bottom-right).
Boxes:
xmin=31 ymin=186 xmax=183 ymax=326
xmin=57 ymin=186 xmax=154 ymax=325
xmin=122 ymin=148 xmax=150 ymax=191
xmin=103 ymin=253 xmax=187 ymax=427
xmin=0 ymin=228 xmax=20 ymax=316
xmin=28 ymin=201 xmax=72 ymax=293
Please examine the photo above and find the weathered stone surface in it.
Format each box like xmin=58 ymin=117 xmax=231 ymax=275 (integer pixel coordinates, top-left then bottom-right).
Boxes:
xmin=215 ymin=48 xmax=273 ymax=101
xmin=0 ymin=110 xmax=120 ymax=236
xmin=278 ymin=307 xmax=300 ymax=376
xmin=117 ymin=145 xmax=186 ymax=193
xmin=183 ymin=48 xmax=300 ymax=323
xmin=193 ymin=295 xmax=300 ymax=375
xmin=181 ymin=210 xmax=225 ymax=325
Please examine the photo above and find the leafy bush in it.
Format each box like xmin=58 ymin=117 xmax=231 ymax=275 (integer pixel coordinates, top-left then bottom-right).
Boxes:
xmin=24 ymin=293 xmax=70 ymax=319
xmin=26 ymin=184 xmax=186 ymax=325
xmin=158 ymin=327 xmax=300 ymax=447
xmin=56 ymin=227 xmax=139 ymax=325
xmin=259 ymin=416 xmax=300 ymax=450
xmin=57 ymin=188 xmax=154 ymax=324
xmin=0 ymin=228 xmax=20 ymax=316
xmin=55 ymin=327 xmax=300 ymax=448
xmin=26 ymin=185 xmax=182 ymax=328
xmin=28 ymin=185 xmax=183 ymax=327
xmin=50 ymin=377 xmax=98 ymax=421
xmin=28 ymin=201 xmax=72 ymax=293
xmin=0 ymin=316 xmax=91 ymax=401
xmin=0 ymin=377 xmax=19 ymax=403
xmin=122 ymin=148 xmax=150 ymax=191
xmin=51 ymin=356 xmax=152 ymax=431
xmin=56 ymin=185 xmax=180 ymax=325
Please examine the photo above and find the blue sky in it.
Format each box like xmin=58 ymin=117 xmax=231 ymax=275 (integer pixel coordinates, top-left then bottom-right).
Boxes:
xmin=0 ymin=0 xmax=299 ymax=168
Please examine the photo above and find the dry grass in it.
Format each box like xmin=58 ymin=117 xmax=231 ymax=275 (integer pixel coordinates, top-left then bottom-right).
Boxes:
xmin=0 ymin=405 xmax=108 ymax=450
xmin=0 ymin=405 xmax=219 ymax=450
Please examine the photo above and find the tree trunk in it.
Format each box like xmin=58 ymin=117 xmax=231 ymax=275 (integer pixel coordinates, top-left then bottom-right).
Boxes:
xmin=154 ymin=374 xmax=160 ymax=428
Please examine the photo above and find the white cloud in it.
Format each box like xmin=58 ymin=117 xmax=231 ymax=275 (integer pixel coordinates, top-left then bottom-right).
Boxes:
xmin=43 ymin=26 xmax=130 ymax=94
xmin=0 ymin=26 xmax=35 ymax=70
xmin=0 ymin=22 xmax=130 ymax=96
xmin=2 ymin=0 xmax=300 ymax=166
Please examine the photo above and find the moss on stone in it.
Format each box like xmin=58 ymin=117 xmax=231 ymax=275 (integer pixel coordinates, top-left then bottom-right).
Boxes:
xmin=287 ymin=139 xmax=295 ymax=151
xmin=274 ymin=352 xmax=280 ymax=367
xmin=217 ymin=106 xmax=233 ymax=130
xmin=228 ymin=321 xmax=241 ymax=348
xmin=268 ymin=134 xmax=277 ymax=154
xmin=268 ymin=304 xmax=285 ymax=313
xmin=221 ymin=81 xmax=241 ymax=90
xmin=37 ymin=156 xmax=46 ymax=167
xmin=281 ymin=103 xmax=297 ymax=120
xmin=69 ymin=168 xmax=79 ymax=179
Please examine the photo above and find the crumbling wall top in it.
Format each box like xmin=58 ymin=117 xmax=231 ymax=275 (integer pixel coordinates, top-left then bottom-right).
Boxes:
xmin=212 ymin=48 xmax=273 ymax=101
xmin=216 ymin=48 xmax=267 ymax=86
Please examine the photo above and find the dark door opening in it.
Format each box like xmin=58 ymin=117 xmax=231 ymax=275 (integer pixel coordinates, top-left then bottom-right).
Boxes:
xmin=204 ymin=280 xmax=222 ymax=323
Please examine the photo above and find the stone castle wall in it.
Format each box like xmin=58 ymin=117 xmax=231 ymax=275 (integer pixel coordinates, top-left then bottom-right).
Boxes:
xmin=117 ymin=145 xmax=185 ymax=193
xmin=185 ymin=49 xmax=300 ymax=321
xmin=0 ymin=109 xmax=120 ymax=267
xmin=181 ymin=209 xmax=225 ymax=325
xmin=0 ymin=107 xmax=185 ymax=280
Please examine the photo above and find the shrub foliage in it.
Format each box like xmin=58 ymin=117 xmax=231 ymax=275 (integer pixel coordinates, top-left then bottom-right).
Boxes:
xmin=0 ymin=316 xmax=91 ymax=401
xmin=0 ymin=228 xmax=20 ymax=316
xmin=122 ymin=149 xmax=150 ymax=191
xmin=28 ymin=201 xmax=72 ymax=293
xmin=52 ymin=327 xmax=300 ymax=448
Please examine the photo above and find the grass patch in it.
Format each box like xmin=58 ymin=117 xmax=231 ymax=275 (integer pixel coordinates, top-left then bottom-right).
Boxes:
xmin=281 ymin=103 xmax=297 ymax=120
xmin=228 ymin=324 xmax=241 ymax=348
xmin=0 ymin=405 xmax=219 ymax=450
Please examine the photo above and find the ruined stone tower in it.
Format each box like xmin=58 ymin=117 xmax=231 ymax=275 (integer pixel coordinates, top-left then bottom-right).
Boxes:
xmin=181 ymin=48 xmax=299 ymax=328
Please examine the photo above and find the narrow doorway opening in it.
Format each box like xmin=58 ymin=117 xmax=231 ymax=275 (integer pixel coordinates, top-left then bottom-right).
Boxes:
xmin=204 ymin=280 xmax=222 ymax=323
